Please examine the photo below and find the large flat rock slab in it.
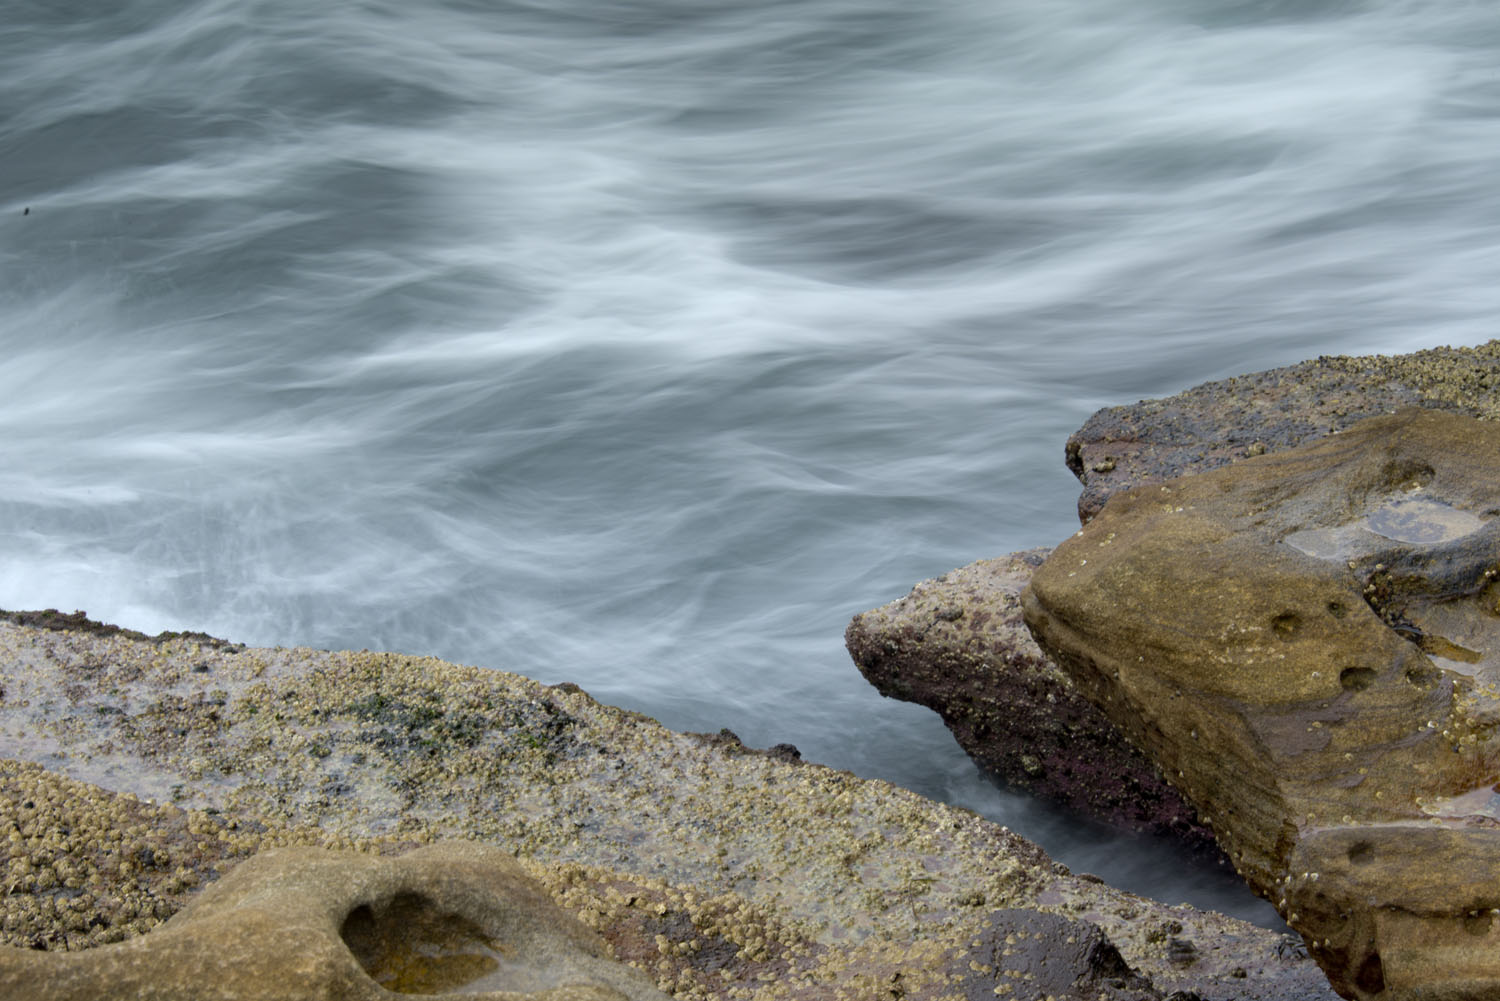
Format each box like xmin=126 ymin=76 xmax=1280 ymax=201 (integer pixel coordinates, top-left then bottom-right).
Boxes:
xmin=1024 ymin=408 xmax=1500 ymax=1000
xmin=0 ymin=616 xmax=1335 ymax=1000
xmin=846 ymin=550 xmax=1214 ymax=850
xmin=1068 ymin=340 xmax=1500 ymax=522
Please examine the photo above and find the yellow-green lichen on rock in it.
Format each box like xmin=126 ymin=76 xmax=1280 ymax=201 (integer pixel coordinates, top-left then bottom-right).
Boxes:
xmin=0 ymin=614 xmax=1334 ymax=1000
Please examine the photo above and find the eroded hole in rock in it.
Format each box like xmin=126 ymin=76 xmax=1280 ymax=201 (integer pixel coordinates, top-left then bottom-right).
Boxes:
xmin=1272 ymin=613 xmax=1302 ymax=639
xmin=1327 ymin=601 xmax=1347 ymax=619
xmin=340 ymin=893 xmax=504 ymax=994
xmin=1347 ymin=841 xmax=1374 ymax=866
xmin=1374 ymin=459 xmax=1435 ymax=494
xmin=1340 ymin=667 xmax=1377 ymax=692
xmin=1354 ymin=950 xmax=1385 ymax=995
xmin=1463 ymin=911 xmax=1494 ymax=937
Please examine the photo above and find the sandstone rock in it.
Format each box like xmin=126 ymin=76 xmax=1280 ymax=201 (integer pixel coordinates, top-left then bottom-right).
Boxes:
xmin=846 ymin=550 xmax=1213 ymax=849
xmin=850 ymin=341 xmax=1500 ymax=849
xmin=0 ymin=616 xmax=1338 ymax=1000
xmin=1023 ymin=408 xmax=1500 ymax=1000
xmin=0 ymin=841 xmax=666 ymax=1000
xmin=1068 ymin=340 xmax=1500 ymax=522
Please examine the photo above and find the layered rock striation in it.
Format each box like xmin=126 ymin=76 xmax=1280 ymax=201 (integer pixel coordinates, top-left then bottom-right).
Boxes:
xmin=1023 ymin=408 xmax=1500 ymax=1000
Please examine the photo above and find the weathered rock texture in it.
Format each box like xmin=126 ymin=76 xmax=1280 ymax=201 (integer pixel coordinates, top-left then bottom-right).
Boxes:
xmin=848 ymin=341 xmax=1500 ymax=846
xmin=846 ymin=550 xmax=1214 ymax=850
xmin=1068 ymin=340 xmax=1500 ymax=522
xmin=0 ymin=840 xmax=668 ymax=1000
xmin=1024 ymin=408 xmax=1500 ymax=1000
xmin=0 ymin=615 xmax=1336 ymax=1000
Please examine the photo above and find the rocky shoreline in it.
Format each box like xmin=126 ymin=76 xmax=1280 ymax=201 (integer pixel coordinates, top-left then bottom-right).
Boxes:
xmin=849 ymin=341 xmax=1500 ymax=849
xmin=9 ymin=339 xmax=1498 ymax=1000
xmin=1 ymin=610 xmax=1328 ymax=999
xmin=847 ymin=339 xmax=1500 ymax=1000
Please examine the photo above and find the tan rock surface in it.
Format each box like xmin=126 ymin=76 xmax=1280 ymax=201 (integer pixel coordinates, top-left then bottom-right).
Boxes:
xmin=1024 ymin=408 xmax=1500 ymax=1000
xmin=0 ymin=615 xmax=1336 ymax=1000
xmin=0 ymin=840 xmax=666 ymax=1000
xmin=846 ymin=550 xmax=1212 ymax=848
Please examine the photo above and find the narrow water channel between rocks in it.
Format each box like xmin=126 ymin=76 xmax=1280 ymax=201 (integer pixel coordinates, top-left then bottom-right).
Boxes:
xmin=940 ymin=751 xmax=1289 ymax=930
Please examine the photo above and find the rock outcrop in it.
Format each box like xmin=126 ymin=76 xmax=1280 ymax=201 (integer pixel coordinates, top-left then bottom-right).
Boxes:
xmin=1023 ymin=408 xmax=1500 ymax=1000
xmin=1068 ymin=341 xmax=1500 ymax=522
xmin=0 ymin=615 xmax=1336 ymax=1000
xmin=0 ymin=841 xmax=669 ymax=1001
xmin=846 ymin=550 xmax=1214 ymax=850
xmin=849 ymin=341 xmax=1500 ymax=848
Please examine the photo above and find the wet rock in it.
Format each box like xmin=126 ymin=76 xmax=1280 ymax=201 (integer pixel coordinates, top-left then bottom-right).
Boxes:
xmin=846 ymin=550 xmax=1214 ymax=849
xmin=0 ymin=841 xmax=665 ymax=1000
xmin=1024 ymin=408 xmax=1500 ymax=1000
xmin=953 ymin=909 xmax=1160 ymax=1001
xmin=1068 ymin=340 xmax=1500 ymax=522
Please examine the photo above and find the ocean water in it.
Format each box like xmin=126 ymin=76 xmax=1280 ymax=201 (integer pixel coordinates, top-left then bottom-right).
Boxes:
xmin=5 ymin=0 xmax=1500 ymax=926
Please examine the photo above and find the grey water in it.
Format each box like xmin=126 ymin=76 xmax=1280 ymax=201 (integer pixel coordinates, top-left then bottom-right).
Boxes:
xmin=5 ymin=0 xmax=1500 ymax=928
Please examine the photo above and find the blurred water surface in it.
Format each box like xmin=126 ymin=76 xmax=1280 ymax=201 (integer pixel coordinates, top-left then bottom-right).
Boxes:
xmin=5 ymin=0 xmax=1499 ymax=924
